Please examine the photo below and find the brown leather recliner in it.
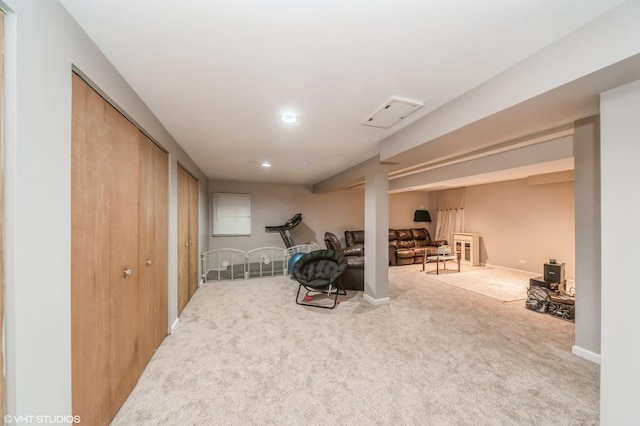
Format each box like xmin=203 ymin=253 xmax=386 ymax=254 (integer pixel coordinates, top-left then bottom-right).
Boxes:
xmin=344 ymin=230 xmax=365 ymax=253
xmin=323 ymin=232 xmax=364 ymax=291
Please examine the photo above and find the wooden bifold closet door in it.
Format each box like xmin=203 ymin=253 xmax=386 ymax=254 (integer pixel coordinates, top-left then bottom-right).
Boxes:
xmin=138 ymin=133 xmax=169 ymax=363
xmin=71 ymin=73 xmax=168 ymax=426
xmin=177 ymin=164 xmax=198 ymax=315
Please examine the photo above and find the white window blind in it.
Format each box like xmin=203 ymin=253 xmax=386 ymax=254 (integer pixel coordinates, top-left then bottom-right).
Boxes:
xmin=212 ymin=193 xmax=251 ymax=236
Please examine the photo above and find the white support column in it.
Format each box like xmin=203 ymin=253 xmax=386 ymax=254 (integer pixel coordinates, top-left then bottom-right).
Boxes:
xmin=363 ymin=165 xmax=389 ymax=304
xmin=572 ymin=116 xmax=601 ymax=363
xmin=600 ymin=78 xmax=640 ymax=424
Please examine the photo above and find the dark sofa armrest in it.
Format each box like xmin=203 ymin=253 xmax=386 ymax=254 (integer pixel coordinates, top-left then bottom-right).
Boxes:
xmin=343 ymin=246 xmax=364 ymax=256
xmin=388 ymin=245 xmax=398 ymax=266
xmin=430 ymin=240 xmax=448 ymax=247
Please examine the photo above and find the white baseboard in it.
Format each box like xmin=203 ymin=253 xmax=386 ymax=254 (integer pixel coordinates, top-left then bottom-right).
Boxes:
xmin=572 ymin=345 xmax=601 ymax=364
xmin=363 ymin=294 xmax=390 ymax=305
xmin=484 ymin=263 xmax=576 ymax=286
xmin=484 ymin=263 xmax=539 ymax=275
xmin=170 ymin=317 xmax=180 ymax=334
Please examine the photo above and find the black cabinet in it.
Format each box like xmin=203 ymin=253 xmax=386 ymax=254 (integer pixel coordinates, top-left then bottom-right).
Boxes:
xmin=544 ymin=262 xmax=565 ymax=283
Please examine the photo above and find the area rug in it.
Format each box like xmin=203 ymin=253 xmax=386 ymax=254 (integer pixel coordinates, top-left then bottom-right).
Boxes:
xmin=427 ymin=267 xmax=538 ymax=301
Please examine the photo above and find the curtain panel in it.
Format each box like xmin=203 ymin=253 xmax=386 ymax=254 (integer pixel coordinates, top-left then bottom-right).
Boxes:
xmin=435 ymin=188 xmax=465 ymax=244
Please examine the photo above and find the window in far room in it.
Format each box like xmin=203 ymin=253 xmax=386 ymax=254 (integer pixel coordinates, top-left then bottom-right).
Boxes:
xmin=212 ymin=193 xmax=251 ymax=236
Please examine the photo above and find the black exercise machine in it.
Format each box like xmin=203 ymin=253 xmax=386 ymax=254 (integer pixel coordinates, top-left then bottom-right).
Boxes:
xmin=265 ymin=213 xmax=302 ymax=248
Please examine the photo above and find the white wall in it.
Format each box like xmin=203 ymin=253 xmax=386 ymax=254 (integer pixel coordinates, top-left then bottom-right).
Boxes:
xmin=3 ymin=0 xmax=207 ymax=417
xmin=389 ymin=191 xmax=436 ymax=237
xmin=600 ymin=78 xmax=640 ymax=424
xmin=207 ymin=181 xmax=437 ymax=252
xmin=208 ymin=181 xmax=365 ymax=251
xmin=464 ymin=178 xmax=575 ymax=279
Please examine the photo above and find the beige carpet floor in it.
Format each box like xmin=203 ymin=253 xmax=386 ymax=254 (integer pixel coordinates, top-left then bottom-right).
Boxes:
xmin=111 ymin=265 xmax=598 ymax=425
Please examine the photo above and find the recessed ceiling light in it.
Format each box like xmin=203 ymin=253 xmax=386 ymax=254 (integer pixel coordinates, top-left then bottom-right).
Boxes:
xmin=280 ymin=113 xmax=297 ymax=124
xmin=261 ymin=162 xmax=271 ymax=168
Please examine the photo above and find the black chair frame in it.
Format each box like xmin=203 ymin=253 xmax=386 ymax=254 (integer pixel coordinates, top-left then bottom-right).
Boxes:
xmin=295 ymin=281 xmax=347 ymax=309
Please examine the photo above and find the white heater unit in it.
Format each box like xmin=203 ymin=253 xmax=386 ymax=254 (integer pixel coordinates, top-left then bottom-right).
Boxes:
xmin=361 ymin=97 xmax=423 ymax=129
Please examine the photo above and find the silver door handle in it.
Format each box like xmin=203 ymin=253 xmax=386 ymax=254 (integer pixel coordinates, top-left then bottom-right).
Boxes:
xmin=146 ymin=259 xmax=153 ymax=266
xmin=123 ymin=268 xmax=133 ymax=278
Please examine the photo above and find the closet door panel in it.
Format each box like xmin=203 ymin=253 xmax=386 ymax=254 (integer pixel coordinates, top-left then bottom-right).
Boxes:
xmin=188 ymin=175 xmax=199 ymax=298
xmin=71 ymin=74 xmax=113 ymax=426
xmin=177 ymin=165 xmax=190 ymax=315
xmin=138 ymin=133 xmax=169 ymax=363
xmin=152 ymin=143 xmax=169 ymax=348
xmin=107 ymin=107 xmax=140 ymax=412
xmin=137 ymin=135 xmax=156 ymax=370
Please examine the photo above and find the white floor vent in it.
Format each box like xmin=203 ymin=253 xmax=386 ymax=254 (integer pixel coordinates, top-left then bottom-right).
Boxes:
xmin=361 ymin=96 xmax=423 ymax=129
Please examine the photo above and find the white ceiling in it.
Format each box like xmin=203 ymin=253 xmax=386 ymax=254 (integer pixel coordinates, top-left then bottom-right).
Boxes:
xmin=59 ymin=0 xmax=626 ymax=185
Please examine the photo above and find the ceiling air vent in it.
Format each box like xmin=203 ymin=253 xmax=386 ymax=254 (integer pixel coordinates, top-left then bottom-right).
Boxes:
xmin=361 ymin=97 xmax=423 ymax=129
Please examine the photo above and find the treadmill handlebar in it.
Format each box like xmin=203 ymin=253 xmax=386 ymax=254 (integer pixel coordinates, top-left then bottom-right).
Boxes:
xmin=265 ymin=213 xmax=302 ymax=231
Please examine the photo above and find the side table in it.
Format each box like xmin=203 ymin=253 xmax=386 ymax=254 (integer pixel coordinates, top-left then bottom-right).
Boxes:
xmin=422 ymin=247 xmax=461 ymax=274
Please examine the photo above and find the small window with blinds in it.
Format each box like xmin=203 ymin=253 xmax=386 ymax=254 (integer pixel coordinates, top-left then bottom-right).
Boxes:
xmin=212 ymin=193 xmax=251 ymax=236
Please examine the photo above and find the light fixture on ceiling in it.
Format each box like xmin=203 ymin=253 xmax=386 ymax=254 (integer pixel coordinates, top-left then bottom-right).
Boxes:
xmin=261 ymin=162 xmax=271 ymax=168
xmin=361 ymin=96 xmax=423 ymax=129
xmin=280 ymin=112 xmax=297 ymax=124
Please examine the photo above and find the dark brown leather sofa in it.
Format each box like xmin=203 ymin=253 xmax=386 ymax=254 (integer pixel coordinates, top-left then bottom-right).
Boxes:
xmin=324 ymin=228 xmax=446 ymax=288
xmin=388 ymin=228 xmax=447 ymax=265
xmin=323 ymin=232 xmax=364 ymax=291
xmin=344 ymin=228 xmax=447 ymax=266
